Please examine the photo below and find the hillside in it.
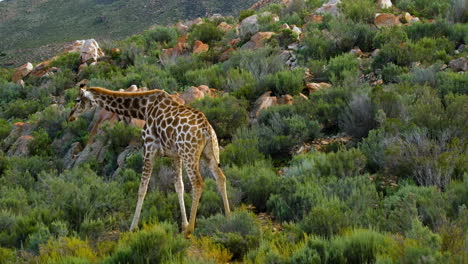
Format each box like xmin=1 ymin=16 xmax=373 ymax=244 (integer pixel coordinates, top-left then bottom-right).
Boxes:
xmin=0 ymin=0 xmax=467 ymax=263
xmin=0 ymin=0 xmax=258 ymax=66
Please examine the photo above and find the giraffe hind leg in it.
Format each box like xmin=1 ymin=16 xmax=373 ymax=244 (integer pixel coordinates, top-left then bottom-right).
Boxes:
xmin=173 ymin=157 xmax=189 ymax=233
xmin=203 ymin=144 xmax=231 ymax=215
xmin=183 ymin=158 xmax=204 ymax=237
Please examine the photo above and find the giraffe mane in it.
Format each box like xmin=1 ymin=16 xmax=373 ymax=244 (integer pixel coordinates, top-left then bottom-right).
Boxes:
xmin=87 ymin=86 xmax=168 ymax=97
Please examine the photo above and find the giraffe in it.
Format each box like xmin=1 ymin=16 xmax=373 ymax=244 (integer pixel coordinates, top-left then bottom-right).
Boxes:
xmin=68 ymin=86 xmax=230 ymax=236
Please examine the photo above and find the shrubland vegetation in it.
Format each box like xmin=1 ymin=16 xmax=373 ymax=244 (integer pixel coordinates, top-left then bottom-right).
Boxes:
xmin=0 ymin=0 xmax=467 ymax=263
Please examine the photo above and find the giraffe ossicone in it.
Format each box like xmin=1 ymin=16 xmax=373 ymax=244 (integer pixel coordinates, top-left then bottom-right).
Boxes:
xmin=69 ymin=86 xmax=231 ymax=236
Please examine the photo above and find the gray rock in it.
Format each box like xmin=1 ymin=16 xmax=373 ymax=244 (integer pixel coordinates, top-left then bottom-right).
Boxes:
xmin=449 ymin=56 xmax=468 ymax=72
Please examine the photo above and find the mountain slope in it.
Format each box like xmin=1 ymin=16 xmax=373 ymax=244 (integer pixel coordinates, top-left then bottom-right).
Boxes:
xmin=0 ymin=0 xmax=257 ymax=65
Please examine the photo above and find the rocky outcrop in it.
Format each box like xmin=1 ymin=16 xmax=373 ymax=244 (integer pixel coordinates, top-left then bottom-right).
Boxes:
xmin=30 ymin=60 xmax=51 ymax=77
xmin=12 ymin=62 xmax=33 ymax=84
xmin=240 ymin=15 xmax=259 ymax=39
xmin=305 ymin=82 xmax=332 ymax=94
xmin=163 ymin=35 xmax=189 ymax=58
xmin=316 ymin=0 xmax=341 ymax=17
xmin=449 ymin=56 xmax=468 ymax=72
xmin=377 ymin=0 xmax=392 ymax=9
xmin=2 ymin=122 xmax=37 ymax=153
xmin=374 ymin=13 xmax=401 ymax=28
xmin=242 ymin=32 xmax=275 ymax=49
xmin=178 ymin=85 xmax=217 ymax=105
xmin=250 ymin=91 xmax=295 ymax=119
xmin=79 ymin=39 xmax=105 ymax=63
xmin=217 ymin=22 xmax=233 ymax=32
xmin=193 ymin=40 xmax=209 ymax=54
xmin=219 ymin=47 xmax=236 ymax=62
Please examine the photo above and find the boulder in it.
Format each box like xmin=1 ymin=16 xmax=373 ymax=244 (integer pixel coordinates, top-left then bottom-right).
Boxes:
xmin=306 ymin=82 xmax=332 ymax=94
xmin=30 ymin=60 xmax=51 ymax=77
xmin=7 ymin=135 xmax=33 ymax=157
xmin=377 ymin=0 xmax=392 ymax=9
xmin=220 ymin=47 xmax=236 ymax=62
xmin=316 ymin=0 xmax=341 ymax=17
xmin=404 ymin=12 xmax=420 ymax=24
xmin=217 ymin=22 xmax=233 ymax=32
xmin=2 ymin=122 xmax=37 ymax=152
xmin=281 ymin=23 xmax=290 ymax=30
xmin=193 ymin=40 xmax=209 ymax=54
xmin=176 ymin=22 xmax=189 ymax=35
xmin=350 ymin=48 xmax=364 ymax=57
xmin=240 ymin=15 xmax=259 ymax=39
xmin=449 ymin=56 xmax=468 ymax=72
xmin=251 ymin=91 xmax=278 ymax=118
xmin=80 ymin=39 xmax=105 ymax=63
xmin=278 ymin=94 xmax=293 ymax=105
xmin=242 ymin=32 xmax=275 ymax=49
xmin=12 ymin=62 xmax=33 ymax=84
xmin=228 ymin=38 xmax=241 ymax=47
xmin=291 ymin=25 xmax=302 ymax=35
xmin=169 ymin=93 xmax=185 ymax=105
xmin=374 ymin=13 xmax=401 ymax=28
xmin=63 ymin=142 xmax=83 ymax=169
xmin=180 ymin=86 xmax=207 ymax=104
xmin=307 ymin=14 xmax=323 ymax=23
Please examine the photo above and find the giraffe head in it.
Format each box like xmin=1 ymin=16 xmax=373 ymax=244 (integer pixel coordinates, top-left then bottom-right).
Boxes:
xmin=68 ymin=85 xmax=96 ymax=122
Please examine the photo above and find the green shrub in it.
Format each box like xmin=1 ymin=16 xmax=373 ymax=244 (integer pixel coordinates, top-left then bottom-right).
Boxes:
xmin=266 ymin=68 xmax=304 ymax=96
xmin=2 ymin=99 xmax=42 ymax=119
xmin=239 ymin=10 xmax=255 ymax=22
xmin=275 ymin=29 xmax=298 ymax=48
xmin=220 ymin=127 xmax=265 ymax=167
xmin=339 ymin=0 xmax=377 ymax=23
xmin=144 ymin=26 xmax=178 ymax=48
xmin=191 ymin=95 xmax=249 ymax=140
xmin=410 ymin=37 xmax=454 ymax=64
xmin=372 ymin=41 xmax=413 ymax=69
xmin=395 ymin=0 xmax=451 ymax=18
xmin=225 ymin=160 xmax=279 ymax=211
xmin=339 ymin=92 xmax=377 ymax=138
xmin=256 ymin=107 xmax=321 ymax=159
xmin=50 ymin=52 xmax=81 ymax=71
xmin=196 ymin=210 xmax=261 ymax=260
xmin=38 ymin=237 xmax=98 ymax=263
xmin=300 ymin=198 xmax=349 ymax=238
xmin=382 ymin=63 xmax=407 ymax=83
xmin=222 ymin=68 xmax=257 ymax=100
xmin=0 ymin=119 xmax=11 ymax=142
xmin=0 ymin=247 xmax=15 ymax=264
xmin=382 ymin=185 xmax=446 ymax=233
xmin=374 ymin=26 xmax=409 ymax=48
xmin=26 ymin=224 xmax=51 ymax=252
xmin=299 ymin=29 xmax=336 ymax=60
xmin=0 ymin=82 xmax=23 ymax=104
xmin=29 ymin=129 xmax=53 ymax=156
xmin=327 ymin=53 xmax=360 ymax=85
xmin=79 ymin=217 xmax=105 ymax=239
xmin=436 ymin=71 xmax=468 ymax=97
xmin=189 ymin=22 xmax=223 ymax=45
xmin=327 ymin=17 xmax=377 ymax=52
xmin=168 ymin=56 xmax=207 ymax=85
xmin=185 ymin=64 xmax=224 ymax=89
xmin=102 ymin=121 xmax=141 ymax=151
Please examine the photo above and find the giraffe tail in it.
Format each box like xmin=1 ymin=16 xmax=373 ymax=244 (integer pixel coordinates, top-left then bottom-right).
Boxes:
xmin=206 ymin=124 xmax=221 ymax=165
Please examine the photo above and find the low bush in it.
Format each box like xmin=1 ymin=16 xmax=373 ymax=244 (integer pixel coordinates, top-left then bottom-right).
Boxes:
xmin=266 ymin=68 xmax=304 ymax=96
xmin=49 ymin=52 xmax=81 ymax=71
xmin=28 ymin=129 xmax=53 ymax=157
xmin=0 ymin=119 xmax=11 ymax=142
xmin=327 ymin=53 xmax=360 ymax=85
xmin=189 ymin=22 xmax=223 ymax=46
xmin=143 ymin=26 xmax=178 ymax=48
xmin=191 ymin=96 xmax=249 ymax=140
xmin=196 ymin=210 xmax=261 ymax=260
xmin=339 ymin=0 xmax=377 ymax=23
xmin=395 ymin=0 xmax=451 ymax=19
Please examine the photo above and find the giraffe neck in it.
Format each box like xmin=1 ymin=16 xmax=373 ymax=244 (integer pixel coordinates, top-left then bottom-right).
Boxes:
xmin=88 ymin=87 xmax=169 ymax=120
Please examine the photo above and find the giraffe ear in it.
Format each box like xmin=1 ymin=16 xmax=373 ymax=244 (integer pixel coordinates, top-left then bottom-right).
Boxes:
xmin=79 ymin=83 xmax=87 ymax=89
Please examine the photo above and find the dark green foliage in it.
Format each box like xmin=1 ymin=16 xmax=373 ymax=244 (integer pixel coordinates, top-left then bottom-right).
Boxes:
xmin=266 ymin=68 xmax=304 ymax=95
xmin=144 ymin=26 xmax=178 ymax=48
xmin=0 ymin=119 xmax=11 ymax=142
xmin=102 ymin=121 xmax=141 ymax=151
xmin=395 ymin=0 xmax=451 ymax=18
xmin=276 ymin=29 xmax=298 ymax=48
xmin=225 ymin=160 xmax=279 ymax=211
xmin=239 ymin=10 xmax=255 ymax=22
xmin=196 ymin=210 xmax=261 ymax=259
xmin=49 ymin=52 xmax=81 ymax=71
xmin=105 ymin=223 xmax=188 ymax=264
xmin=2 ymin=99 xmax=42 ymax=119
xmin=191 ymin=96 xmax=249 ymax=140
xmin=436 ymin=71 xmax=468 ymax=96
xmin=300 ymin=198 xmax=349 ymax=238
xmin=382 ymin=63 xmax=407 ymax=83
xmin=185 ymin=64 xmax=225 ymax=89
xmin=189 ymin=22 xmax=223 ymax=45
xmin=255 ymin=105 xmax=321 ymax=158
xmin=327 ymin=53 xmax=360 ymax=85
xmin=220 ymin=128 xmax=266 ymax=167
xmin=374 ymin=26 xmax=409 ymax=48
xmin=339 ymin=0 xmax=378 ymax=23
xmin=28 ymin=129 xmax=53 ymax=156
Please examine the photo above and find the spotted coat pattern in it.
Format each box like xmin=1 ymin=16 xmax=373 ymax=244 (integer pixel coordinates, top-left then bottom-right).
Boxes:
xmin=69 ymin=87 xmax=231 ymax=236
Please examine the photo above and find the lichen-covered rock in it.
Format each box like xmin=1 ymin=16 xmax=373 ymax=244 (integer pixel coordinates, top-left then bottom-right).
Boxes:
xmin=12 ymin=62 xmax=33 ymax=84
xmin=193 ymin=40 xmax=209 ymax=54
xmin=242 ymin=32 xmax=275 ymax=49
xmin=377 ymin=0 xmax=392 ymax=9
xmin=316 ymin=0 xmax=341 ymax=16
xmin=374 ymin=13 xmax=401 ymax=28
xmin=240 ymin=15 xmax=259 ymax=39
xmin=80 ymin=39 xmax=105 ymax=63
xmin=449 ymin=56 xmax=468 ymax=72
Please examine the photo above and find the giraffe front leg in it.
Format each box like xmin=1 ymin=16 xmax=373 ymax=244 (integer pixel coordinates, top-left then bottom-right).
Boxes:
xmin=173 ymin=157 xmax=189 ymax=233
xmin=184 ymin=160 xmax=204 ymax=237
xmin=130 ymin=147 xmax=155 ymax=231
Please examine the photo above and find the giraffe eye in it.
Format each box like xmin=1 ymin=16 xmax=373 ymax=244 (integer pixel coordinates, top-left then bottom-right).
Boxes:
xmin=75 ymin=99 xmax=81 ymax=103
